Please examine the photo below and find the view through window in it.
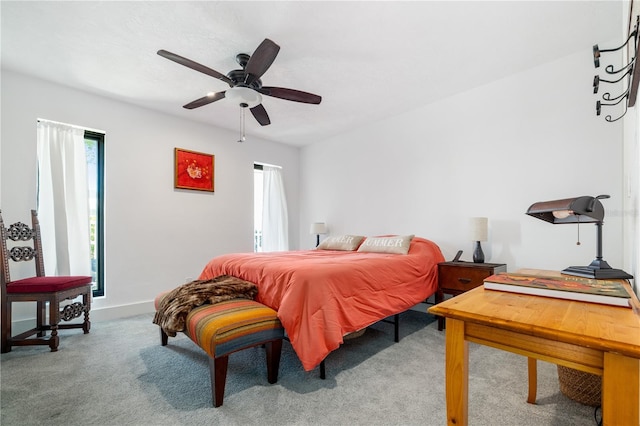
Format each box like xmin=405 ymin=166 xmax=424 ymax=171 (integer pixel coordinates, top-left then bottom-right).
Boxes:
xmin=254 ymin=164 xmax=263 ymax=252
xmin=85 ymin=131 xmax=104 ymax=297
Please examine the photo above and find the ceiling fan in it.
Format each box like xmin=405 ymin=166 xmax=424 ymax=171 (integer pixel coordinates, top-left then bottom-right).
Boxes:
xmin=157 ymin=39 xmax=322 ymax=128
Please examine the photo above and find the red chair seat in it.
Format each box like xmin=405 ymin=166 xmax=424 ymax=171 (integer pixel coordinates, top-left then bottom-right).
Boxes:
xmin=7 ymin=276 xmax=92 ymax=293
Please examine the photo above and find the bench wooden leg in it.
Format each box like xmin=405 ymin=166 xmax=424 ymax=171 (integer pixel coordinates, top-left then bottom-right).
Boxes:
xmin=265 ymin=339 xmax=283 ymax=384
xmin=209 ymin=339 xmax=283 ymax=407
xmin=160 ymin=328 xmax=168 ymax=346
xmin=527 ymin=357 xmax=537 ymax=404
xmin=211 ymin=355 xmax=229 ymax=408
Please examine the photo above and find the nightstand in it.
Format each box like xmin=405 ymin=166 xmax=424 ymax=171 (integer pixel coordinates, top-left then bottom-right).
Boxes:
xmin=435 ymin=261 xmax=507 ymax=330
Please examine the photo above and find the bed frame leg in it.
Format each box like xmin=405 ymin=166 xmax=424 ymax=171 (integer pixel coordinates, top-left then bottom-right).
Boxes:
xmin=394 ymin=313 xmax=399 ymax=342
xmin=316 ymin=312 xmax=400 ymax=380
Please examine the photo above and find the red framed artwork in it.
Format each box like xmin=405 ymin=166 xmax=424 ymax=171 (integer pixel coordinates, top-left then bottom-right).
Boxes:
xmin=174 ymin=148 xmax=215 ymax=192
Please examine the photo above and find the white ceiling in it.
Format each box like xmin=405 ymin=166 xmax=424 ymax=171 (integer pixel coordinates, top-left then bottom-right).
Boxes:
xmin=1 ymin=1 xmax=623 ymax=146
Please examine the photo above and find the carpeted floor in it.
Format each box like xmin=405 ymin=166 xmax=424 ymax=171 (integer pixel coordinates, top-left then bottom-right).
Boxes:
xmin=1 ymin=309 xmax=597 ymax=425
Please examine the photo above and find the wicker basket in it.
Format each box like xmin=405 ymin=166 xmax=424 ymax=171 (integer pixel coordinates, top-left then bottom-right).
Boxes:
xmin=343 ymin=328 xmax=366 ymax=340
xmin=557 ymin=365 xmax=602 ymax=407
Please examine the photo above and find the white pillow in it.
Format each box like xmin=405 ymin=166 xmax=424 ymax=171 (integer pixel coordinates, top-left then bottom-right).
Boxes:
xmin=316 ymin=235 xmax=365 ymax=251
xmin=357 ymin=235 xmax=414 ymax=255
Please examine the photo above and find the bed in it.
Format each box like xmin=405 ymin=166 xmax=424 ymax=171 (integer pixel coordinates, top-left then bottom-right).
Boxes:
xmin=198 ymin=235 xmax=444 ymax=371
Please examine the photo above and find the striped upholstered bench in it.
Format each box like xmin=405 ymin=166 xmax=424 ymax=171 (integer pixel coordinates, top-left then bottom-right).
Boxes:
xmin=155 ymin=297 xmax=285 ymax=407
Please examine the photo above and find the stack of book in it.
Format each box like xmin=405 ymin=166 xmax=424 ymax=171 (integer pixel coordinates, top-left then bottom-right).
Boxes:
xmin=483 ymin=272 xmax=632 ymax=308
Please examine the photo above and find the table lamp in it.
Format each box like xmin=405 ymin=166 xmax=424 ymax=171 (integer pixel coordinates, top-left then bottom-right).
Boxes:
xmin=526 ymin=194 xmax=632 ymax=279
xmin=470 ymin=217 xmax=488 ymax=263
xmin=310 ymin=222 xmax=327 ymax=247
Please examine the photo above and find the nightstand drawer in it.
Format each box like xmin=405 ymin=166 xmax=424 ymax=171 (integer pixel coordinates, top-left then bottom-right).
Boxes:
xmin=435 ymin=261 xmax=507 ymax=331
xmin=439 ymin=267 xmax=489 ymax=291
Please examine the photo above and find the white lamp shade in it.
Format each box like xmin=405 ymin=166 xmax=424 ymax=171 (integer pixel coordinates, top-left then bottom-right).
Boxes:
xmin=310 ymin=222 xmax=327 ymax=234
xmin=225 ymin=86 xmax=262 ymax=108
xmin=470 ymin=217 xmax=488 ymax=242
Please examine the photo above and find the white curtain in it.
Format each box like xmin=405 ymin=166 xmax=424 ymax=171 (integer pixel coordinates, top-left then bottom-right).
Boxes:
xmin=36 ymin=120 xmax=91 ymax=276
xmin=261 ymin=165 xmax=289 ymax=251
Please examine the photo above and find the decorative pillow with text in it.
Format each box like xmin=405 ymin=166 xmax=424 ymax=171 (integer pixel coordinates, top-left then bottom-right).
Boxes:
xmin=357 ymin=235 xmax=414 ymax=255
xmin=316 ymin=235 xmax=366 ymax=251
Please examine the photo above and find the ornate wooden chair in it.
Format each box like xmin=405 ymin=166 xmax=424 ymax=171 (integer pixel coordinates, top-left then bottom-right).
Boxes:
xmin=1 ymin=209 xmax=92 ymax=353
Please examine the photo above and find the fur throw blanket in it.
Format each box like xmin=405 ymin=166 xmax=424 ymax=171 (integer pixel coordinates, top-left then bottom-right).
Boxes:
xmin=153 ymin=275 xmax=258 ymax=337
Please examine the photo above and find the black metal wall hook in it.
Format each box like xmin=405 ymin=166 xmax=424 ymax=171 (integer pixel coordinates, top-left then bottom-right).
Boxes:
xmin=597 ymin=95 xmax=629 ymax=122
xmin=593 ymin=15 xmax=639 ymax=122
xmin=593 ymin=66 xmax=634 ymax=94
xmin=593 ymin=29 xmax=638 ymax=68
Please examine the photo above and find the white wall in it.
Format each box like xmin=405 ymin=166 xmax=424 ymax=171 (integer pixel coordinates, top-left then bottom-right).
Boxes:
xmin=300 ymin=49 xmax=633 ymax=288
xmin=1 ymin=70 xmax=300 ymax=321
xmin=622 ymin=3 xmax=640 ymax=295
xmin=623 ymin=89 xmax=640 ymax=294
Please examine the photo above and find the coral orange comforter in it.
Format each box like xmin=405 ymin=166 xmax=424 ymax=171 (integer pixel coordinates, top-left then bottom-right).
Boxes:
xmin=199 ymin=236 xmax=444 ymax=371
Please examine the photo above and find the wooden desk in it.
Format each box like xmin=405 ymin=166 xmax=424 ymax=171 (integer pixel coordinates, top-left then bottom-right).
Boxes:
xmin=428 ymin=269 xmax=640 ymax=426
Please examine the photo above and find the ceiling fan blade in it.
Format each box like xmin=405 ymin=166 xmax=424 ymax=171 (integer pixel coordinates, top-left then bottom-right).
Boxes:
xmin=245 ymin=39 xmax=280 ymax=85
xmin=258 ymin=87 xmax=322 ymax=104
xmin=158 ymin=49 xmax=233 ymax=87
xmin=183 ymin=91 xmax=226 ymax=109
xmin=250 ymin=104 xmax=271 ymax=126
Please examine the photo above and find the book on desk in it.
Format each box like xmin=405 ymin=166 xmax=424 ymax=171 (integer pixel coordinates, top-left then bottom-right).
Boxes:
xmin=483 ymin=272 xmax=631 ymax=308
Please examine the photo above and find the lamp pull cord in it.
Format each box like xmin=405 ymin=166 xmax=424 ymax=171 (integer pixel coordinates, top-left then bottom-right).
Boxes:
xmin=238 ymin=108 xmax=246 ymax=143
xmin=576 ymin=216 xmax=581 ymax=245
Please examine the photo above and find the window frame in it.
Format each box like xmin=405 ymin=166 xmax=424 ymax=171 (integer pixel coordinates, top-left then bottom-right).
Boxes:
xmin=254 ymin=163 xmax=263 ymax=252
xmin=85 ymin=130 xmax=104 ymax=297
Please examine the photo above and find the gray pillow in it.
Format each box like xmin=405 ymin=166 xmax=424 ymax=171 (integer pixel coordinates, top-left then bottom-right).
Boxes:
xmin=357 ymin=235 xmax=414 ymax=255
xmin=317 ymin=235 xmax=365 ymax=251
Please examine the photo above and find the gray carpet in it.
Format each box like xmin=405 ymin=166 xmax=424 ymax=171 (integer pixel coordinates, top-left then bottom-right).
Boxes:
xmin=1 ymin=310 xmax=596 ymax=425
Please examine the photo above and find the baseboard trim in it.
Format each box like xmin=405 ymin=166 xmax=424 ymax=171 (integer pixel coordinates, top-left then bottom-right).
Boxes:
xmin=90 ymin=300 xmax=156 ymax=321
xmin=11 ymin=300 xmax=155 ymax=333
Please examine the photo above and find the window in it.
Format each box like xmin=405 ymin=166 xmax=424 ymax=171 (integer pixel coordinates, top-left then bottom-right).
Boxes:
xmin=254 ymin=162 xmax=289 ymax=252
xmin=36 ymin=120 xmax=104 ymax=298
xmin=85 ymin=131 xmax=104 ymax=297
xmin=254 ymin=164 xmax=263 ymax=252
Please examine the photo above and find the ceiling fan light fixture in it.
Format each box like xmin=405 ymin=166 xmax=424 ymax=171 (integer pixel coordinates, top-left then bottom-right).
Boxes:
xmin=158 ymin=39 xmax=321 ymax=125
xmin=225 ymin=86 xmax=262 ymax=108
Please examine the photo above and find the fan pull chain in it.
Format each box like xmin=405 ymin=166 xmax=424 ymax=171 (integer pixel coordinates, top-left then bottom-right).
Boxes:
xmin=238 ymin=108 xmax=246 ymax=143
